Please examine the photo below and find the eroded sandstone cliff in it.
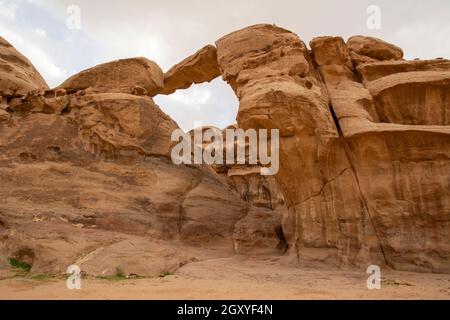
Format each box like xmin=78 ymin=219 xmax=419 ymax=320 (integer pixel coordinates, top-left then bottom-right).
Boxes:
xmin=214 ymin=25 xmax=448 ymax=272
xmin=0 ymin=37 xmax=285 ymax=276
xmin=0 ymin=25 xmax=449 ymax=275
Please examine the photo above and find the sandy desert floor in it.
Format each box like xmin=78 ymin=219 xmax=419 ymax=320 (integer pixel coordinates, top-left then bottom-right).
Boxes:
xmin=1 ymin=255 xmax=450 ymax=300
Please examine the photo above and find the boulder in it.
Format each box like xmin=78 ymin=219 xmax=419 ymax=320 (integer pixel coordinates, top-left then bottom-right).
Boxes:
xmin=347 ymin=35 xmax=404 ymax=61
xmin=233 ymin=207 xmax=286 ymax=255
xmin=68 ymin=92 xmax=178 ymax=159
xmin=58 ymin=57 xmax=164 ymax=96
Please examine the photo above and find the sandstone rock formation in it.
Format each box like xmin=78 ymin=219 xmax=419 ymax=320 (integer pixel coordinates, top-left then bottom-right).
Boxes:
xmin=227 ymin=167 xmax=284 ymax=210
xmin=0 ymin=48 xmax=284 ymax=276
xmin=347 ymin=35 xmax=404 ymax=62
xmin=0 ymin=87 xmax=286 ymax=275
xmin=68 ymin=92 xmax=178 ymax=159
xmin=216 ymin=25 xmax=385 ymax=269
xmin=58 ymin=57 xmax=164 ymax=96
xmin=7 ymin=89 xmax=69 ymax=115
xmin=215 ymin=24 xmax=449 ymax=272
xmin=0 ymin=36 xmax=48 ymax=97
xmin=187 ymin=124 xmax=287 ymax=255
xmin=161 ymin=45 xmax=221 ymax=95
xmin=310 ymin=36 xmax=450 ymax=272
xmin=1 ymin=24 xmax=449 ymax=275
xmin=187 ymin=124 xmax=285 ymax=210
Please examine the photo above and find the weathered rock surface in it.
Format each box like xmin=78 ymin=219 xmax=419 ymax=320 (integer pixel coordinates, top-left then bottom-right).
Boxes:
xmin=0 ymin=97 xmax=10 ymax=122
xmin=0 ymin=51 xmax=283 ymax=275
xmin=311 ymin=35 xmax=450 ymax=272
xmin=187 ymin=124 xmax=287 ymax=255
xmin=227 ymin=165 xmax=287 ymax=255
xmin=0 ymin=157 xmax=248 ymax=276
xmin=217 ymin=25 xmax=384 ymax=269
xmin=68 ymin=92 xmax=179 ymax=159
xmin=0 ymin=100 xmax=248 ymax=275
xmin=188 ymin=124 xmax=285 ymax=210
xmin=58 ymin=57 xmax=164 ymax=96
xmin=347 ymin=35 xmax=404 ymax=62
xmin=0 ymin=36 xmax=48 ymax=97
xmin=0 ymin=95 xmax=284 ymax=275
xmin=161 ymin=45 xmax=221 ymax=95
xmin=227 ymin=166 xmax=284 ymax=210
xmin=1 ymin=25 xmax=449 ymax=275
xmin=217 ymin=25 xmax=449 ymax=273
xmin=233 ymin=207 xmax=287 ymax=255
xmin=7 ymin=89 xmax=69 ymax=115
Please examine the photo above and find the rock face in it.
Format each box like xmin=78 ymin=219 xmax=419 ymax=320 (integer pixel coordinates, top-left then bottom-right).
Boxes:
xmin=0 ymin=49 xmax=284 ymax=276
xmin=227 ymin=165 xmax=287 ymax=255
xmin=58 ymin=57 xmax=164 ymax=96
xmin=216 ymin=25 xmax=384 ymax=268
xmin=187 ymin=124 xmax=287 ymax=255
xmin=161 ymin=45 xmax=221 ymax=95
xmin=188 ymin=124 xmax=285 ymax=210
xmin=0 ymin=88 xmax=286 ymax=275
xmin=227 ymin=167 xmax=284 ymax=210
xmin=310 ymin=36 xmax=450 ymax=272
xmin=68 ymin=92 xmax=178 ymax=159
xmin=216 ymin=24 xmax=450 ymax=273
xmin=1 ymin=24 xmax=449 ymax=275
xmin=0 ymin=36 xmax=48 ymax=97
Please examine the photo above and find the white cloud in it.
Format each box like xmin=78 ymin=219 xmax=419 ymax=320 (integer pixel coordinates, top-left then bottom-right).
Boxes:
xmin=34 ymin=28 xmax=47 ymax=38
xmin=25 ymin=43 xmax=67 ymax=82
xmin=155 ymin=78 xmax=238 ymax=131
xmin=0 ymin=20 xmax=67 ymax=86
xmin=0 ymin=0 xmax=18 ymax=21
xmin=169 ymin=86 xmax=212 ymax=109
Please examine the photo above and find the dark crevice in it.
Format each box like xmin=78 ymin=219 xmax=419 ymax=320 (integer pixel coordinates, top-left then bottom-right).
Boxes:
xmin=61 ymin=105 xmax=71 ymax=115
xmin=329 ymin=101 xmax=343 ymax=136
xmin=275 ymin=225 xmax=288 ymax=254
xmin=332 ymin=103 xmax=390 ymax=265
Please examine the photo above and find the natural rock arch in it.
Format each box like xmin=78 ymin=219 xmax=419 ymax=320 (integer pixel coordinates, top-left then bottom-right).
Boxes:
xmin=1 ymin=24 xmax=449 ymax=274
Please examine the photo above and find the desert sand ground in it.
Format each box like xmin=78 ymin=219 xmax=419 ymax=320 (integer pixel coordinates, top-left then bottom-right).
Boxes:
xmin=1 ymin=255 xmax=450 ymax=300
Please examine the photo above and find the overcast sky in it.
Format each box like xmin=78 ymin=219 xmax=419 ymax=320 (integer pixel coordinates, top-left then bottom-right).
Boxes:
xmin=1 ymin=0 xmax=449 ymax=130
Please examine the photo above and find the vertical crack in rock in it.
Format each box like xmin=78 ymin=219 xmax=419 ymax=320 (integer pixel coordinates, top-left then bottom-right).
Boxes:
xmin=310 ymin=34 xmax=450 ymax=273
xmin=338 ymin=137 xmax=389 ymax=266
xmin=309 ymin=36 xmax=392 ymax=267
xmin=325 ymin=79 xmax=389 ymax=266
